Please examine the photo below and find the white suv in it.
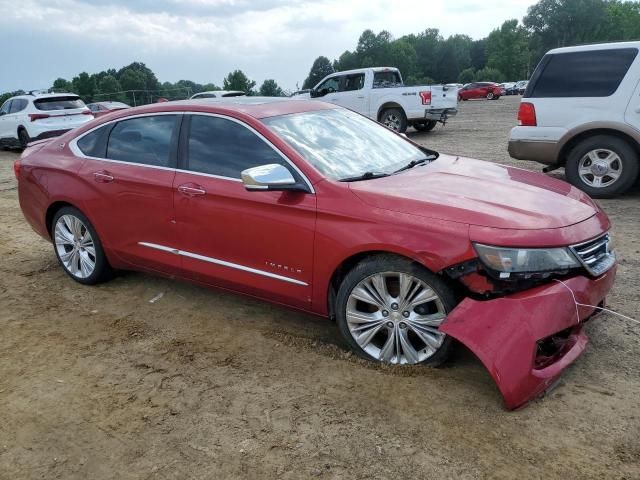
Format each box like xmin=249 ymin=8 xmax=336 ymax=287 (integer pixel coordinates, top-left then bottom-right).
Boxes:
xmin=0 ymin=93 xmax=93 ymax=149
xmin=508 ymin=41 xmax=640 ymax=197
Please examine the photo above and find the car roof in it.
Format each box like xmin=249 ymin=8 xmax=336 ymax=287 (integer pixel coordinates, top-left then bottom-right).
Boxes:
xmin=549 ymin=40 xmax=640 ymax=55
xmin=109 ymin=97 xmax=338 ymax=119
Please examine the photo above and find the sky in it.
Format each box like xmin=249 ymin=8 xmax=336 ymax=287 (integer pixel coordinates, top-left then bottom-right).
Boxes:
xmin=0 ymin=0 xmax=536 ymax=93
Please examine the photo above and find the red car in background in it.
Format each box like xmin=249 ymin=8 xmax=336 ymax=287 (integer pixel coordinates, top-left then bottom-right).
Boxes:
xmin=86 ymin=101 xmax=130 ymax=118
xmin=458 ymin=82 xmax=504 ymax=100
xmin=15 ymin=98 xmax=616 ymax=409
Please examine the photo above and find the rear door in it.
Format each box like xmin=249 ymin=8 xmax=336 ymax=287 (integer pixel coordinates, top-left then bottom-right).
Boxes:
xmin=172 ymin=113 xmax=316 ymax=308
xmin=75 ymin=113 xmax=182 ymax=273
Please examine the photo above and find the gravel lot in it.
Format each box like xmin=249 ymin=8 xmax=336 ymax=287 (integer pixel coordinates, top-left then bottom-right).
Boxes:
xmin=1 ymin=95 xmax=639 ymax=479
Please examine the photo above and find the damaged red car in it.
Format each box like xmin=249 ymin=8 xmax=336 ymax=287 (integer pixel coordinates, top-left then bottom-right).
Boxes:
xmin=15 ymin=98 xmax=617 ymax=409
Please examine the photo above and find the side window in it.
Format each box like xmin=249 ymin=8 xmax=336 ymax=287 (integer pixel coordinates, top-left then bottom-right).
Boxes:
xmin=186 ymin=115 xmax=286 ymax=179
xmin=316 ymin=77 xmax=340 ymax=96
xmin=341 ymin=74 xmax=365 ymax=92
xmin=1 ymin=100 xmax=12 ymax=115
xmin=373 ymin=71 xmax=401 ymax=88
xmin=529 ymin=48 xmax=638 ymax=98
xmin=77 ymin=125 xmax=110 ymax=157
xmin=107 ymin=115 xmax=177 ymax=167
xmin=9 ymin=99 xmax=26 ymax=113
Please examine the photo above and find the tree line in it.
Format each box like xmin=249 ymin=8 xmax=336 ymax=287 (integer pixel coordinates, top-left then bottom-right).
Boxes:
xmin=0 ymin=63 xmax=285 ymax=107
xmin=303 ymin=0 xmax=640 ymax=88
xmin=2 ymin=0 xmax=639 ymax=106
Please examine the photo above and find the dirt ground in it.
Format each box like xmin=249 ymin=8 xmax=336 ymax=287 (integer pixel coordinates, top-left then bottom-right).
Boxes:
xmin=0 ymin=96 xmax=639 ymax=479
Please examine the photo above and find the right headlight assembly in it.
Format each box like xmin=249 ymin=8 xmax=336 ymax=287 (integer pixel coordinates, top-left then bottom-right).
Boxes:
xmin=473 ymin=243 xmax=581 ymax=279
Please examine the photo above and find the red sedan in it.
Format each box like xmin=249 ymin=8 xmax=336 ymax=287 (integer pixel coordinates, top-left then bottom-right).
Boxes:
xmin=16 ymin=98 xmax=616 ymax=409
xmin=458 ymin=82 xmax=504 ymax=100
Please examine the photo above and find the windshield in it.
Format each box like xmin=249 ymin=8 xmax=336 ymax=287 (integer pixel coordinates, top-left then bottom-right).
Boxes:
xmin=263 ymin=109 xmax=428 ymax=180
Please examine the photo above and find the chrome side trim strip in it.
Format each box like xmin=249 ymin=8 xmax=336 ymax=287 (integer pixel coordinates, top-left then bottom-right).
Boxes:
xmin=138 ymin=241 xmax=308 ymax=286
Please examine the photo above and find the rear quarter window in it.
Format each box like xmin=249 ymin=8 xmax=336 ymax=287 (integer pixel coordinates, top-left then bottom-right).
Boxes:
xmin=77 ymin=125 xmax=110 ymax=158
xmin=527 ymin=48 xmax=638 ymax=98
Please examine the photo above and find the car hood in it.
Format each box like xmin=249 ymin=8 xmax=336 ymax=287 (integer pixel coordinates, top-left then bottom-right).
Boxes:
xmin=348 ymin=155 xmax=598 ymax=230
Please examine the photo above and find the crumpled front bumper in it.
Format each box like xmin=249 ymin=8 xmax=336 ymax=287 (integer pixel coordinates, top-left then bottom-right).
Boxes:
xmin=439 ymin=267 xmax=617 ymax=409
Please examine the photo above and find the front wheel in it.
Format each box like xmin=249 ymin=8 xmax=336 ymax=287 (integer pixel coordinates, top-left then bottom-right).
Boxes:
xmin=379 ymin=108 xmax=408 ymax=133
xmin=335 ymin=255 xmax=456 ymax=366
xmin=413 ymin=120 xmax=438 ymax=132
xmin=52 ymin=206 xmax=113 ymax=284
xmin=565 ymin=135 xmax=639 ymax=198
xmin=486 ymin=92 xmax=494 ymax=100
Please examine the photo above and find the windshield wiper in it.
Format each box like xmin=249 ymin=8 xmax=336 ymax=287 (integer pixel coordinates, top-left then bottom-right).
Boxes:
xmin=339 ymin=171 xmax=390 ymax=182
xmin=393 ymin=157 xmax=434 ymax=174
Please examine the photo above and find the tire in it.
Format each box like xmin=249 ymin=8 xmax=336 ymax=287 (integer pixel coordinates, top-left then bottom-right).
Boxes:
xmin=413 ymin=120 xmax=438 ymax=132
xmin=51 ymin=206 xmax=113 ymax=285
xmin=565 ymin=135 xmax=639 ymax=198
xmin=486 ymin=92 xmax=494 ymax=100
xmin=379 ymin=108 xmax=408 ymax=133
xmin=335 ymin=255 xmax=457 ymax=367
xmin=18 ymin=128 xmax=30 ymax=149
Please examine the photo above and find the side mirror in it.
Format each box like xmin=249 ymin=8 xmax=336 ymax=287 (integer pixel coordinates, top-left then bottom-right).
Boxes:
xmin=310 ymin=89 xmax=321 ymax=98
xmin=241 ymin=164 xmax=308 ymax=192
xmin=0 ymin=111 xmax=5 ymax=116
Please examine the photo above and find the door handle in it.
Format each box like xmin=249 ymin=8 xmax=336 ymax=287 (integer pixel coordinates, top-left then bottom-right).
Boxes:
xmin=357 ymin=95 xmax=365 ymax=99
xmin=93 ymin=171 xmax=114 ymax=183
xmin=178 ymin=184 xmax=206 ymax=196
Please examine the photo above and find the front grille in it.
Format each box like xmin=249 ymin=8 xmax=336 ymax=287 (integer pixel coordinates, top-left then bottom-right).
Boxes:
xmin=570 ymin=233 xmax=615 ymax=276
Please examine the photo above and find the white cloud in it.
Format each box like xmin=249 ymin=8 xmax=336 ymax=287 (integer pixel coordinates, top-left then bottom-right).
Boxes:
xmin=0 ymin=0 xmax=535 ymax=91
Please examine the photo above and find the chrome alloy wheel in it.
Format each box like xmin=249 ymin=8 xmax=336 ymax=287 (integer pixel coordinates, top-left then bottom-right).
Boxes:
xmin=383 ymin=114 xmax=401 ymax=131
xmin=54 ymin=214 xmax=96 ymax=279
xmin=345 ymin=272 xmax=447 ymax=365
xmin=578 ymin=149 xmax=623 ymax=188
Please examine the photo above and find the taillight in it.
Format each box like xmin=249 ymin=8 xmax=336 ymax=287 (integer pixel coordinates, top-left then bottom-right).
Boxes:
xmin=419 ymin=91 xmax=432 ymax=105
xmin=13 ymin=159 xmax=20 ymax=179
xmin=517 ymin=102 xmax=537 ymax=126
xmin=29 ymin=113 xmax=50 ymax=122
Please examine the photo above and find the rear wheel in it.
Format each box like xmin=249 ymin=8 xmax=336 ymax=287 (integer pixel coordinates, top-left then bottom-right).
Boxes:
xmin=335 ymin=255 xmax=456 ymax=366
xmin=18 ymin=128 xmax=30 ymax=149
xmin=379 ymin=108 xmax=408 ymax=133
xmin=52 ymin=206 xmax=113 ymax=284
xmin=565 ymin=135 xmax=639 ymax=198
xmin=413 ymin=120 xmax=438 ymax=132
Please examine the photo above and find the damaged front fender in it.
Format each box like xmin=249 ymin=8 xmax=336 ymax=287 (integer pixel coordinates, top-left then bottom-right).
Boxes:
xmin=439 ymin=267 xmax=617 ymax=409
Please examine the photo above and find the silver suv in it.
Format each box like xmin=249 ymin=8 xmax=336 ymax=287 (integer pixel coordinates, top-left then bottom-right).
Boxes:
xmin=508 ymin=41 xmax=640 ymax=197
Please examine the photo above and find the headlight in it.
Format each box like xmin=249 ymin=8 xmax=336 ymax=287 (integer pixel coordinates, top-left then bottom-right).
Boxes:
xmin=473 ymin=243 xmax=580 ymax=279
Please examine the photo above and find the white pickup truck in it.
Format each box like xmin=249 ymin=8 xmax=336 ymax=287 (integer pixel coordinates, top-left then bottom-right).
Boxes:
xmin=302 ymin=67 xmax=458 ymax=133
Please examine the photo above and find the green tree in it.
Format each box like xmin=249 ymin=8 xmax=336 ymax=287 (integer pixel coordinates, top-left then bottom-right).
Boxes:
xmin=436 ymin=35 xmax=472 ymax=83
xmin=486 ymin=19 xmax=530 ymax=80
xmin=52 ymin=78 xmax=73 ymax=93
xmin=223 ymin=70 xmax=256 ymax=94
xmin=605 ymin=0 xmax=640 ymax=39
xmin=259 ymin=79 xmax=284 ymax=97
xmin=118 ymin=68 xmax=147 ymax=105
xmin=524 ymin=0 xmax=609 ymax=63
xmin=458 ymin=68 xmax=476 ymax=84
xmin=97 ymin=75 xmax=125 ymax=102
xmin=72 ymin=72 xmax=97 ymax=102
xmin=333 ymin=50 xmax=359 ymax=71
xmin=474 ymin=67 xmax=505 ymax=83
xmin=302 ymin=56 xmax=334 ymax=89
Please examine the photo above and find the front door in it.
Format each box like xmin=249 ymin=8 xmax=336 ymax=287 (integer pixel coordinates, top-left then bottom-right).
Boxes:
xmin=76 ymin=114 xmax=182 ymax=273
xmin=172 ymin=114 xmax=316 ymax=309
